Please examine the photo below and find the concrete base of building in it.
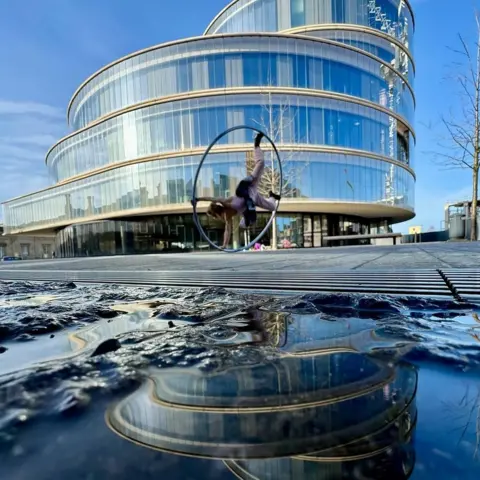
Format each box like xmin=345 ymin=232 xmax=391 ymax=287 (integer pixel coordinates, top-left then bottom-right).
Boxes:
xmin=0 ymin=227 xmax=55 ymax=260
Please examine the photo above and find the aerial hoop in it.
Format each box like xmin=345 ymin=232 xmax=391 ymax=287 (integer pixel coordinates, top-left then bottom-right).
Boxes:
xmin=192 ymin=125 xmax=283 ymax=253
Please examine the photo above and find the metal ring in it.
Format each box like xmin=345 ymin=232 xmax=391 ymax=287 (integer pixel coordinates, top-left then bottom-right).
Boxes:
xmin=192 ymin=125 xmax=283 ymax=253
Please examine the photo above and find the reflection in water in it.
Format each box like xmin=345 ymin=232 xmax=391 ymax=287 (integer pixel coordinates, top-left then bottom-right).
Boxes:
xmin=3 ymin=283 xmax=480 ymax=479
xmin=68 ymin=301 xmax=195 ymax=351
xmin=0 ymin=295 xmax=56 ymax=308
xmin=1 ymin=299 xmax=203 ymax=370
xmin=106 ymin=312 xmax=418 ymax=478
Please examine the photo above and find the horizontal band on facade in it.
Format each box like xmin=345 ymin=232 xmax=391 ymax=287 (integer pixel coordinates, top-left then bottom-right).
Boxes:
xmin=283 ymin=24 xmax=415 ymax=72
xmin=143 ymin=369 xmax=395 ymax=413
xmin=203 ymin=0 xmax=416 ymax=35
xmin=52 ymin=87 xmax=416 ymax=166
xmin=4 ymin=200 xmax=415 ymax=236
xmin=66 ymin=32 xmax=415 ymax=125
xmin=44 ymin=143 xmax=416 ymax=193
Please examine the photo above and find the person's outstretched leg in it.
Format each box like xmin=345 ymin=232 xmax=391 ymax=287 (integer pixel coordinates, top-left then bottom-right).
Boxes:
xmin=252 ymin=191 xmax=277 ymax=212
xmin=251 ymin=133 xmax=281 ymax=201
xmin=250 ymin=133 xmax=265 ymax=187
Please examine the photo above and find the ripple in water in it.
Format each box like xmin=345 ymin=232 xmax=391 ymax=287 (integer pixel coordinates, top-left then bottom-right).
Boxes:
xmin=0 ymin=280 xmax=479 ymax=479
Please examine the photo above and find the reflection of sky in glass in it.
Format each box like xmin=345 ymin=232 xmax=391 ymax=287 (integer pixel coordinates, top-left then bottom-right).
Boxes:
xmin=68 ymin=42 xmax=413 ymax=133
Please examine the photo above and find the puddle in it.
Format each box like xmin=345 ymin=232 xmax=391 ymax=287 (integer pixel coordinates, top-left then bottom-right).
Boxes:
xmin=0 ymin=295 xmax=56 ymax=308
xmin=105 ymin=310 xmax=417 ymax=473
xmin=0 ymin=300 xmax=217 ymax=372
xmin=68 ymin=306 xmax=193 ymax=352
xmin=0 ymin=281 xmax=479 ymax=478
xmin=451 ymin=312 xmax=480 ymax=326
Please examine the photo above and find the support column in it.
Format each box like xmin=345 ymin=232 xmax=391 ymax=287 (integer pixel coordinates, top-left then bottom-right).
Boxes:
xmin=120 ymin=225 xmax=127 ymax=255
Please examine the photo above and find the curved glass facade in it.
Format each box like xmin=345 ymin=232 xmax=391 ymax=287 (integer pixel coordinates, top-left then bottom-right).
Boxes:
xmin=291 ymin=28 xmax=414 ymax=78
xmin=50 ymin=94 xmax=412 ymax=182
xmin=54 ymin=213 xmax=393 ymax=257
xmin=66 ymin=35 xmax=413 ymax=132
xmin=2 ymin=0 xmax=416 ymax=255
xmin=5 ymin=151 xmax=414 ymax=232
xmin=205 ymin=0 xmax=414 ymax=52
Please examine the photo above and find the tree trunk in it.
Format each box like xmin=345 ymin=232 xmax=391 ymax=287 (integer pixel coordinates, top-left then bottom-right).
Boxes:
xmin=472 ymin=165 xmax=479 ymax=241
xmin=271 ymin=219 xmax=278 ymax=250
xmin=232 ymin=217 xmax=240 ymax=249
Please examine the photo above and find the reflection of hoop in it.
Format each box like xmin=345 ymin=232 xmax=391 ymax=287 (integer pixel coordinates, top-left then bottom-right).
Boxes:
xmin=192 ymin=125 xmax=283 ymax=253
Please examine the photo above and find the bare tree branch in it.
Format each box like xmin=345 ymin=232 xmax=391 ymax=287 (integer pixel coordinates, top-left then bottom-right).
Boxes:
xmin=426 ymin=9 xmax=480 ymax=240
xmin=441 ymin=118 xmax=475 ymax=166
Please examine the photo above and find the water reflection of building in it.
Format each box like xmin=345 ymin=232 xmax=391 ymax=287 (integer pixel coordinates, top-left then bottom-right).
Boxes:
xmin=2 ymin=0 xmax=416 ymax=256
xmin=106 ymin=313 xmax=417 ymax=478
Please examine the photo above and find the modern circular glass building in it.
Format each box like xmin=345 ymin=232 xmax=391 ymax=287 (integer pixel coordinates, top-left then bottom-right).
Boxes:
xmin=2 ymin=0 xmax=415 ymax=257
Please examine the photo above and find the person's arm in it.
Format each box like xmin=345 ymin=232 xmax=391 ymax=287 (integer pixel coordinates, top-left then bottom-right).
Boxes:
xmin=196 ymin=196 xmax=217 ymax=202
xmin=222 ymin=216 xmax=232 ymax=249
xmin=197 ymin=196 xmax=233 ymax=206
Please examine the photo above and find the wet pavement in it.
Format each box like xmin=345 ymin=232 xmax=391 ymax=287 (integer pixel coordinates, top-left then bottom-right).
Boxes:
xmin=0 ymin=242 xmax=479 ymax=272
xmin=0 ymin=281 xmax=479 ymax=478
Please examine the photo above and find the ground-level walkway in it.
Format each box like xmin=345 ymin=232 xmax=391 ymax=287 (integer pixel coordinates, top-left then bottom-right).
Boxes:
xmin=0 ymin=242 xmax=478 ymax=272
xmin=0 ymin=243 xmax=478 ymax=301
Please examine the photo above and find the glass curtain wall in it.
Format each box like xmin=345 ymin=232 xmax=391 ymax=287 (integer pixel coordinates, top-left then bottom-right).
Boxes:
xmin=205 ymin=0 xmax=414 ymax=53
xmin=5 ymin=151 xmax=414 ymax=233
xmin=2 ymin=0 xmax=415 ymax=254
xmin=67 ymin=35 xmax=413 ymax=132
xmin=54 ymin=213 xmax=390 ymax=257
xmin=50 ymin=95 xmax=412 ymax=182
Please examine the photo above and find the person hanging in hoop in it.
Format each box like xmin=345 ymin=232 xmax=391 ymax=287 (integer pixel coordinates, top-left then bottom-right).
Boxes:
xmin=194 ymin=132 xmax=281 ymax=249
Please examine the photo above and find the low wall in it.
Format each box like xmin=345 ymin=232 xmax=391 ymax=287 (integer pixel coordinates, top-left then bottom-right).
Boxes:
xmin=402 ymin=230 xmax=449 ymax=244
xmin=371 ymin=237 xmax=401 ymax=246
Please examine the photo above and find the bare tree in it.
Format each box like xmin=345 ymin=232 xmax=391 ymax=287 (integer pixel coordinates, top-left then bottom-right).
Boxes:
xmin=260 ymin=311 xmax=292 ymax=347
xmin=427 ymin=13 xmax=480 ymax=241
xmin=249 ymin=90 xmax=308 ymax=249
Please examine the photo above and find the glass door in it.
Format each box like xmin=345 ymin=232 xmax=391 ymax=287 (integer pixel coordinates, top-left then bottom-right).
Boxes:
xmin=313 ymin=215 xmax=323 ymax=247
xmin=303 ymin=215 xmax=313 ymax=248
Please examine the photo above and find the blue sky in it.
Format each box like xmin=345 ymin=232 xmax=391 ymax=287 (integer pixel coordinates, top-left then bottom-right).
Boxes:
xmin=0 ymin=0 xmax=476 ymax=233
